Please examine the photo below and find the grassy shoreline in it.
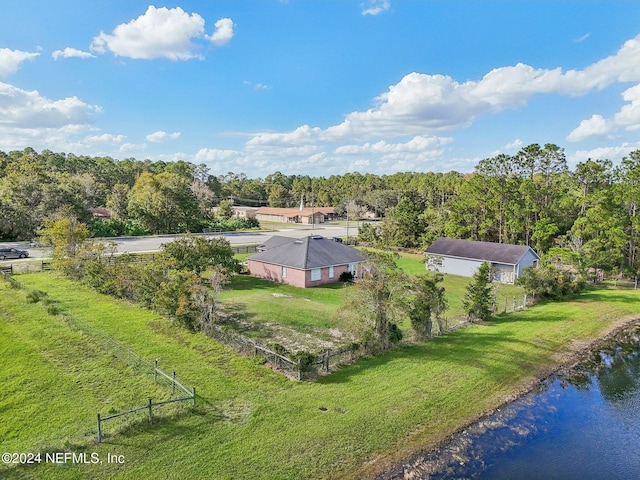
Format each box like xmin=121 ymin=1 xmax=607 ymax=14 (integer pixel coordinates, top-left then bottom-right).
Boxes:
xmin=2 ymin=273 xmax=639 ymax=479
xmin=369 ymin=309 xmax=640 ymax=480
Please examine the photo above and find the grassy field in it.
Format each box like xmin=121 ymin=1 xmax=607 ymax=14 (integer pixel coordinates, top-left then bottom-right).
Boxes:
xmin=1 ymin=272 xmax=639 ymax=479
xmin=223 ymin=251 xmax=524 ymax=348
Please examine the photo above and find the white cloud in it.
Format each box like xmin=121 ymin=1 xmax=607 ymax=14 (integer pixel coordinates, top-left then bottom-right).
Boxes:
xmin=146 ymin=131 xmax=181 ymax=142
xmin=0 ymin=81 xmax=100 ymax=129
xmin=246 ymin=33 xmax=640 ymax=151
xmin=361 ymin=0 xmax=390 ymax=16
xmin=568 ymin=82 xmax=640 ymax=141
xmin=84 ymin=133 xmax=126 ymax=144
xmin=575 ymin=33 xmax=590 ymax=43
xmin=244 ymin=80 xmax=269 ymax=90
xmin=194 ymin=148 xmax=246 ymax=163
xmin=91 ymin=6 xmax=232 ymax=60
xmin=488 ymin=139 xmax=524 ymax=156
xmin=568 ymin=142 xmax=640 ymax=166
xmin=208 ymin=18 xmax=234 ymax=46
xmin=504 ymin=139 xmax=523 ymax=150
xmin=567 ymin=114 xmax=614 ymax=142
xmin=119 ymin=143 xmax=147 ymax=153
xmin=614 ymin=83 xmax=640 ymax=131
xmin=0 ymin=48 xmax=40 ymax=76
xmin=52 ymin=47 xmax=95 ymax=60
xmin=335 ymin=135 xmax=451 ymax=155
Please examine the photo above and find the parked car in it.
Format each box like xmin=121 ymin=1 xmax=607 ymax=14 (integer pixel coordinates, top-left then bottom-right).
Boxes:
xmin=0 ymin=248 xmax=29 ymax=260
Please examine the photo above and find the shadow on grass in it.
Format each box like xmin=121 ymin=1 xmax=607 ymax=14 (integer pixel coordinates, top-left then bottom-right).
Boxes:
xmin=318 ymin=327 xmax=548 ymax=385
xmin=489 ymin=309 xmax=575 ymax=323
xmin=576 ymin=290 xmax=640 ymax=305
xmin=224 ymin=274 xmax=348 ymax=293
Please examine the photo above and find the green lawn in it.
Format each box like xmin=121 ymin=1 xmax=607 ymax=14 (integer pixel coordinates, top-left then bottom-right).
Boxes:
xmin=218 ymin=275 xmax=351 ymax=350
xmin=225 ymin=251 xmax=525 ymax=345
xmin=2 ymin=273 xmax=638 ymax=479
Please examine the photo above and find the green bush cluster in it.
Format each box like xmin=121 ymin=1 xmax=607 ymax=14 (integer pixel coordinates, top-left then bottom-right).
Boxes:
xmin=517 ymin=264 xmax=587 ymax=299
xmin=89 ymin=219 xmax=150 ymax=237
xmin=53 ymin=234 xmax=239 ymax=331
xmin=88 ymin=217 xmax=259 ymax=239
xmin=202 ymin=217 xmax=260 ymax=232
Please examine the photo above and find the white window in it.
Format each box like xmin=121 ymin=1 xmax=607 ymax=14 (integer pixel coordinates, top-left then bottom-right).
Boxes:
xmin=311 ymin=268 xmax=321 ymax=281
xmin=282 ymin=266 xmax=287 ymax=278
xmin=348 ymin=263 xmax=356 ymax=273
xmin=329 ymin=266 xmax=334 ymax=278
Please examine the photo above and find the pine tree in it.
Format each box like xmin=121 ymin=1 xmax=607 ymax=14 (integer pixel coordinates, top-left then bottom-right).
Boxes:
xmin=462 ymin=262 xmax=494 ymax=322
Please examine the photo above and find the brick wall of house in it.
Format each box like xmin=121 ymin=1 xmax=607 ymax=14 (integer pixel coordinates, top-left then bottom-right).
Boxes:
xmin=247 ymin=260 xmax=306 ymax=288
xmin=304 ymin=264 xmax=351 ymax=287
xmin=248 ymin=261 xmax=355 ymax=288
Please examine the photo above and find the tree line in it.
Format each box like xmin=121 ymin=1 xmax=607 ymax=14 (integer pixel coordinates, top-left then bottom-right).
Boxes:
xmin=2 ymin=144 xmax=640 ymax=275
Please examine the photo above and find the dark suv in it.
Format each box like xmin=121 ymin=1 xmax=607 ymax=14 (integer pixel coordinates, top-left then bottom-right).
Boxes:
xmin=0 ymin=248 xmax=29 ymax=260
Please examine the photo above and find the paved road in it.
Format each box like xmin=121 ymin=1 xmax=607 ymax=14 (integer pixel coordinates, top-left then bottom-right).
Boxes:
xmin=1 ymin=224 xmax=360 ymax=261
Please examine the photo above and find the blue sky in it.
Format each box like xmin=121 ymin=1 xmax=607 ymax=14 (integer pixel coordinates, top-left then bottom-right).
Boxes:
xmin=1 ymin=1 xmax=640 ymax=178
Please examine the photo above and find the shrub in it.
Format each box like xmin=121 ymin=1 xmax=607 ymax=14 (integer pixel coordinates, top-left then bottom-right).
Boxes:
xmin=26 ymin=289 xmax=48 ymax=303
xmin=290 ymin=351 xmax=317 ymax=372
xmin=202 ymin=217 xmax=260 ymax=232
xmin=388 ymin=323 xmax=403 ymax=343
xmin=517 ymin=264 xmax=586 ymax=299
xmin=89 ymin=219 xmax=149 ymax=237
xmin=339 ymin=271 xmax=354 ymax=282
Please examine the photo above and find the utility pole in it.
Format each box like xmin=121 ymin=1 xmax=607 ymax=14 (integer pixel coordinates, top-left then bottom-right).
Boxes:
xmin=346 ymin=200 xmax=350 ymax=244
xmin=311 ymin=192 xmax=315 ymax=234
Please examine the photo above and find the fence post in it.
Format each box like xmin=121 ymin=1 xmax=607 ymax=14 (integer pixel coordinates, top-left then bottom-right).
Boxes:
xmin=504 ymin=297 xmax=508 ymax=313
xmin=154 ymin=359 xmax=158 ymax=384
xmin=97 ymin=413 xmax=102 ymax=443
xmin=192 ymin=387 xmax=196 ymax=407
xmin=172 ymin=372 xmax=176 ymax=395
xmin=635 ymin=276 xmax=638 ymax=290
xmin=297 ymin=359 xmax=302 ymax=381
xmin=512 ymin=296 xmax=516 ymax=312
xmin=148 ymin=398 xmax=153 ymax=424
xmin=524 ymin=293 xmax=528 ymax=307
xmin=324 ymin=351 xmax=330 ymax=372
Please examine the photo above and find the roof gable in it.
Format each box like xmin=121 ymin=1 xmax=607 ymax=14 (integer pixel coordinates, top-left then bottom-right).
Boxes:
xmin=425 ymin=238 xmax=539 ymax=265
xmin=249 ymin=235 xmax=366 ymax=269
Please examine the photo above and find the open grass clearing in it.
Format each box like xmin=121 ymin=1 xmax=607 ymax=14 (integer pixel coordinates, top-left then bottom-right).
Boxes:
xmin=224 ymin=251 xmax=525 ymax=348
xmin=218 ymin=274 xmax=352 ymax=351
xmin=2 ymin=273 xmax=638 ymax=479
xmin=0 ymin=280 xmax=181 ymax=457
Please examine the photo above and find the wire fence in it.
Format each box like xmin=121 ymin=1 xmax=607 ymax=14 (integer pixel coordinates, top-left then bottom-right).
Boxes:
xmin=57 ymin=311 xmax=197 ymax=442
xmin=0 ymin=270 xmax=196 ymax=442
xmin=2 ymin=260 xmax=536 ymax=382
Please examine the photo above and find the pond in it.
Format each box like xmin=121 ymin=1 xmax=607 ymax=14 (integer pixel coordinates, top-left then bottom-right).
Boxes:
xmin=389 ymin=325 xmax=640 ymax=479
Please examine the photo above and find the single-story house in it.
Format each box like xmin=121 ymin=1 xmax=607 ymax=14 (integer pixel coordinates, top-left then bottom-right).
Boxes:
xmin=211 ymin=206 xmax=258 ymax=219
xmin=247 ymin=235 xmax=366 ymax=288
xmin=425 ymin=237 xmax=539 ymax=284
xmin=231 ymin=206 xmax=258 ymax=219
xmin=255 ymin=207 xmax=334 ymax=224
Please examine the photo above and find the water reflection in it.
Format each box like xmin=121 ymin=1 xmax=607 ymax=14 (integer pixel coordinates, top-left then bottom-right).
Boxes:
xmin=393 ymin=326 xmax=640 ymax=480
